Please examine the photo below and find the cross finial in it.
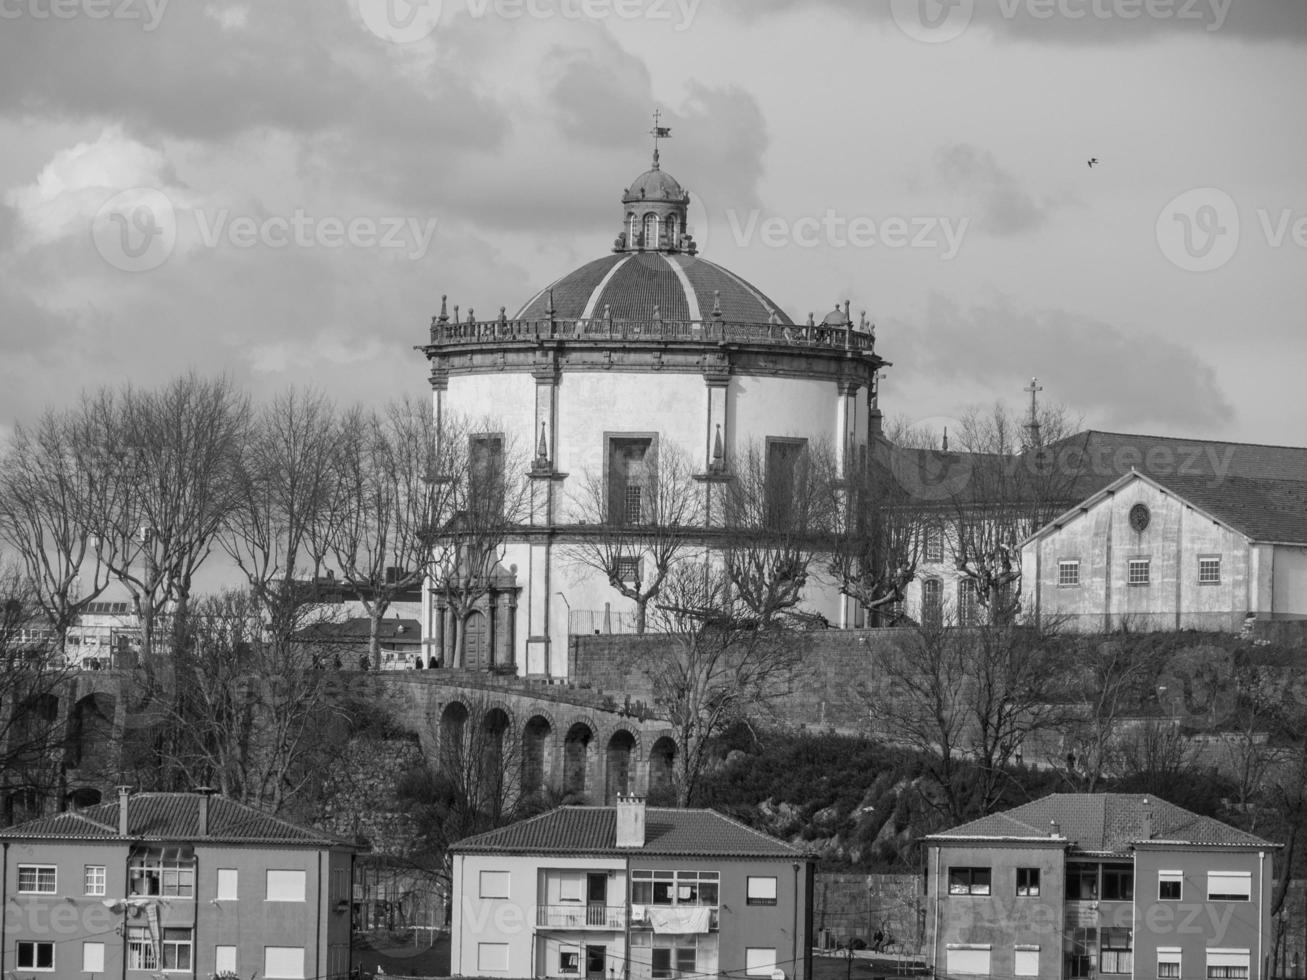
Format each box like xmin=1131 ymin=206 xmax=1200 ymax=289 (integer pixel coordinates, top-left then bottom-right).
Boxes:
xmin=650 ymin=108 xmax=671 ymax=168
xmin=1024 ymin=377 xmax=1044 ymax=448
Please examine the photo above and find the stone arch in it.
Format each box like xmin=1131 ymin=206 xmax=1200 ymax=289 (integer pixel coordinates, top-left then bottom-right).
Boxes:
xmin=604 ymin=728 xmax=638 ymax=804
xmin=438 ymin=700 xmax=470 ymax=770
xmin=66 ymin=693 xmax=116 ymax=770
xmin=521 ymin=714 xmax=554 ymax=798
xmin=648 ymin=735 xmax=677 ymax=803
xmin=562 ymin=721 xmax=594 ymax=799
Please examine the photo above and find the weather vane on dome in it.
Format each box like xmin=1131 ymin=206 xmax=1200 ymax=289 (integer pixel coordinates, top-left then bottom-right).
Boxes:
xmin=650 ymin=108 xmax=671 ymax=168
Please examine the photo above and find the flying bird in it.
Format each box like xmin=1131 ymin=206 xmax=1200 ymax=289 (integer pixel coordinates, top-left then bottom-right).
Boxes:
xmin=1088 ymin=158 xmax=1099 ymax=168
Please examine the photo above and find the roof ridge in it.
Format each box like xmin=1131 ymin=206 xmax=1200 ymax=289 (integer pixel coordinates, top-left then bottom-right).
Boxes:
xmin=1081 ymin=430 xmax=1307 ymax=453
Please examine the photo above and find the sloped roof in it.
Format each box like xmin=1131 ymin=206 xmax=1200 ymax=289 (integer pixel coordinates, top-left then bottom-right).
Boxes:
xmin=928 ymin=794 xmax=1276 ymax=852
xmin=452 ymin=806 xmax=804 ymax=859
xmin=0 ymin=793 xmax=355 ymax=848
xmin=1028 ymin=470 xmax=1307 ymax=546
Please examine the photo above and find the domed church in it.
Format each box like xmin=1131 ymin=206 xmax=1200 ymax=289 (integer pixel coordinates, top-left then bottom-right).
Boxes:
xmin=419 ymin=147 xmax=887 ymax=678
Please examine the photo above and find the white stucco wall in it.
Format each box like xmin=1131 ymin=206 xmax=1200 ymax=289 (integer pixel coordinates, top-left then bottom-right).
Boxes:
xmin=1271 ymin=544 xmax=1307 ymax=617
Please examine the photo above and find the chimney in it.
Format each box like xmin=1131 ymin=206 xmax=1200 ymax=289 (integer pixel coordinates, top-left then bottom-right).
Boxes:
xmin=615 ymin=794 xmax=646 ymax=849
xmin=116 ymin=786 xmax=132 ymax=836
xmin=197 ymin=787 xmax=216 ymax=837
xmin=1141 ymin=799 xmax=1153 ymax=840
xmin=1050 ymin=819 xmax=1061 ymax=838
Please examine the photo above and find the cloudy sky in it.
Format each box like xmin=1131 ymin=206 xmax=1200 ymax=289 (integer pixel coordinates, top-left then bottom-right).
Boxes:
xmin=2 ymin=0 xmax=1305 ymax=447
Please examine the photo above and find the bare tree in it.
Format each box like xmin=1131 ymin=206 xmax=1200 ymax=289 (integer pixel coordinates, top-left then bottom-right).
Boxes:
xmin=321 ymin=397 xmax=457 ymax=658
xmin=721 ymin=439 xmax=834 ymax=626
xmin=945 ymin=403 xmax=1084 ymax=624
xmin=80 ymin=375 xmax=250 ymax=661
xmin=0 ymin=407 xmax=115 ymax=654
xmin=863 ymin=623 xmax=1069 ymax=823
xmin=645 ymin=562 xmax=799 ymax=806
xmin=153 ymin=589 xmax=354 ymax=813
xmin=221 ymin=388 xmax=340 ymax=647
xmin=425 ymin=419 xmax=529 ymax=665
xmin=562 ymin=442 xmax=700 ymax=633
xmin=0 ymin=561 xmax=77 ymax=822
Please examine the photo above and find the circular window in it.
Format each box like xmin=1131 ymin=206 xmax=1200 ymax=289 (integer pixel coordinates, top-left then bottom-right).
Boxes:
xmin=1129 ymin=503 xmax=1151 ymax=533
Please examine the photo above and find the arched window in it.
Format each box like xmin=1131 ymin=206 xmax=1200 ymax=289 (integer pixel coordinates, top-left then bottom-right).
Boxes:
xmin=958 ymin=580 xmax=979 ymax=627
xmin=628 ymin=213 xmax=639 ymax=244
xmin=666 ymin=214 xmax=680 ymax=244
xmin=642 ymin=213 xmax=659 ymax=249
xmin=922 ymin=579 xmax=943 ymax=628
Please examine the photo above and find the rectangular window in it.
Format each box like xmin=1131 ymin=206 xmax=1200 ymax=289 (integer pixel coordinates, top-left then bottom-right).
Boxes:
xmin=560 ymin=874 xmax=583 ymax=902
xmin=1199 ymin=556 xmax=1222 ymax=584
xmin=477 ymin=943 xmax=509 ymax=973
xmin=1014 ymin=947 xmax=1039 ymax=977
xmin=945 ymin=945 xmax=992 ymax=976
xmin=1158 ymin=948 xmax=1181 ymax=979
xmin=631 ymin=870 xmax=719 ymax=907
xmin=747 ymin=876 xmax=778 ymax=906
xmin=1128 ymin=559 xmax=1151 ymax=586
xmin=1100 ymin=928 xmax=1133 ymax=975
xmin=1208 ymin=871 xmax=1252 ymax=901
xmin=17 ymin=942 xmax=55 ymax=971
xmin=1066 ymin=863 xmax=1099 ymax=900
xmin=162 ymin=928 xmax=193 ymax=972
xmin=85 ymin=865 xmax=106 ymax=896
xmin=83 ymin=942 xmax=105 ymax=973
xmin=1067 ymin=927 xmax=1097 ymax=979
xmin=17 ymin=865 xmax=57 ymax=894
xmin=216 ymin=946 xmax=237 ymax=974
xmin=469 ymin=433 xmax=506 ymax=509
xmin=948 ymin=867 xmax=991 ymax=896
xmin=1207 ymin=949 xmax=1250 ymax=979
xmin=765 ymin=437 xmax=808 ymax=529
xmin=480 ymin=870 xmax=511 ymax=899
xmin=217 ymin=868 xmax=238 ymax=900
xmin=957 ymin=580 xmax=980 ymax=627
xmin=616 ymin=556 xmax=641 ymax=582
xmin=608 ymin=435 xmax=654 ymax=526
xmin=1159 ymin=871 xmax=1182 ymax=901
xmin=264 ymin=947 xmax=306 ymax=979
xmin=1016 ymin=868 xmax=1040 ymax=897
xmin=266 ymin=869 xmax=307 ymax=902
xmin=746 ymin=948 xmax=778 ymax=977
xmin=127 ymin=927 xmax=157 ymax=971
xmin=1059 ymin=560 xmax=1081 ymax=587
xmin=560 ymin=948 xmax=580 ymax=975
xmin=129 ymin=847 xmax=194 ymax=898
xmin=924 ymin=527 xmax=944 ymax=564
xmin=1102 ymin=865 xmax=1134 ymax=901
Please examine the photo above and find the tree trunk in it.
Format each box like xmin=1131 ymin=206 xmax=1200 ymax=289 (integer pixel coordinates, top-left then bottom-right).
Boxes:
xmin=635 ymin=600 xmax=648 ymax=634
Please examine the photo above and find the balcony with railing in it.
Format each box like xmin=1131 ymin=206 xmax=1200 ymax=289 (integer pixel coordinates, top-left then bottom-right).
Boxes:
xmin=426 ymin=315 xmax=877 ymax=354
xmin=536 ymin=905 xmax=628 ymax=930
xmin=629 ymin=905 xmax=720 ymax=932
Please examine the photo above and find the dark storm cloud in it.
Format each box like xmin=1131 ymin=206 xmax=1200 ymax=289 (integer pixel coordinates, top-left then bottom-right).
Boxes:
xmin=723 ymin=0 xmax=1307 ymax=44
xmin=899 ymin=295 xmax=1233 ymax=431
xmin=935 ymin=144 xmax=1051 ymax=236
xmin=0 ymin=2 xmax=506 ymax=147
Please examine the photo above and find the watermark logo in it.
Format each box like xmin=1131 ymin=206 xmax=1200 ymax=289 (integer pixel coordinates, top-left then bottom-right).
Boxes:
xmin=357 ymin=0 xmax=442 ymax=44
xmin=92 ymin=187 xmax=177 ymax=273
xmin=1156 ymin=187 xmax=1240 ymax=272
xmin=0 ymin=0 xmax=171 ymax=31
xmin=891 ymin=0 xmax=974 ymax=43
xmin=888 ymin=416 xmax=973 ymax=502
xmin=92 ymin=188 xmax=440 ymax=271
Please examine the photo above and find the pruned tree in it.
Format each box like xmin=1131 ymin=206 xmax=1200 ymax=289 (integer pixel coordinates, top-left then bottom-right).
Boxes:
xmin=425 ymin=419 xmax=530 ymax=666
xmin=221 ymin=388 xmax=340 ymax=647
xmin=0 ymin=407 xmax=116 ymax=655
xmin=79 ymin=374 xmax=250 ymax=661
xmin=645 ymin=562 xmax=799 ymax=806
xmin=149 ymin=589 xmax=355 ymax=813
xmin=862 ymin=623 xmax=1069 ymax=823
xmin=943 ymin=402 xmax=1084 ymax=624
xmin=721 ymin=439 xmax=835 ymax=626
xmin=562 ymin=442 xmax=700 ymax=633
xmin=320 ymin=397 xmax=459 ymax=658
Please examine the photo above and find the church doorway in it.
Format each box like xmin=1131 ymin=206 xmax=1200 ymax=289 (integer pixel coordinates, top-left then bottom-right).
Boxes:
xmin=464 ymin=611 xmax=488 ymax=670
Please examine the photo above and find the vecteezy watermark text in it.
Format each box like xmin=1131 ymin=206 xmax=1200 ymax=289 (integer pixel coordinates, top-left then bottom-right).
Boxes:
xmin=1157 ymin=188 xmax=1307 ymax=272
xmin=91 ymin=188 xmax=439 ymax=273
xmin=355 ymin=0 xmax=699 ymax=44
xmin=891 ymin=0 xmax=1230 ymax=43
xmin=722 ymin=209 xmax=970 ymax=260
xmin=0 ymin=0 xmax=169 ymax=30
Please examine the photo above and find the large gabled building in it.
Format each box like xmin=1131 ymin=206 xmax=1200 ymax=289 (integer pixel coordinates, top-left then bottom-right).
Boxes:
xmin=925 ymin=793 xmax=1279 ymax=980
xmin=0 ymin=789 xmax=359 ymax=980
xmin=449 ymin=796 xmax=814 ymax=980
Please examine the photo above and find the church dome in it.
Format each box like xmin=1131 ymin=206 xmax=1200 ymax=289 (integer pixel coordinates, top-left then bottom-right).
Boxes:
xmin=623 ymin=164 xmax=686 ymax=203
xmin=515 ymin=252 xmax=795 ymax=326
